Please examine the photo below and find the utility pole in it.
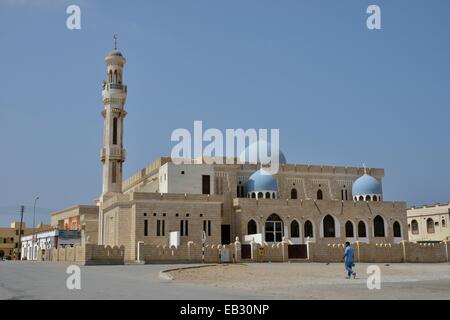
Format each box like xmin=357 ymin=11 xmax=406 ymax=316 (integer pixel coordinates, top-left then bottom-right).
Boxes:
xmin=31 ymin=196 xmax=39 ymax=260
xmin=17 ymin=205 xmax=24 ymax=260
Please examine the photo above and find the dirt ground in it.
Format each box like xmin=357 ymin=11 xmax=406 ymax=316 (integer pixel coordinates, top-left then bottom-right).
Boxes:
xmin=169 ymin=262 xmax=450 ymax=300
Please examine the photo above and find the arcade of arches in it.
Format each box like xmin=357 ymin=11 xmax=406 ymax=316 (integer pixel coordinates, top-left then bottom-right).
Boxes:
xmin=243 ymin=212 xmax=404 ymax=243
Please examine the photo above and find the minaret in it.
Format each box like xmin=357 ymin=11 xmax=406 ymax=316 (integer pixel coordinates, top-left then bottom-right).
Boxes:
xmin=100 ymin=35 xmax=127 ymax=195
xmin=98 ymin=36 xmax=127 ymax=245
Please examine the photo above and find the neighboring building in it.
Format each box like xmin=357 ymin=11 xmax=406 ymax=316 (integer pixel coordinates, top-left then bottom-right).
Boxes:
xmin=21 ymin=229 xmax=82 ymax=261
xmin=51 ymin=205 xmax=99 ymax=244
xmin=407 ymin=203 xmax=450 ymax=242
xmin=19 ymin=205 xmax=99 ymax=261
xmin=0 ymin=222 xmax=51 ymax=260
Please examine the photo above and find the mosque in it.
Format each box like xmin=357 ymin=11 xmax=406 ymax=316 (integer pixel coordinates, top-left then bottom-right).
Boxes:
xmin=96 ymin=44 xmax=407 ymax=261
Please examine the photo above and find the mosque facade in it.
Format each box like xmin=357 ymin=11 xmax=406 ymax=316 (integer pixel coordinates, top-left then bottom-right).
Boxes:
xmin=96 ymin=46 xmax=407 ymax=261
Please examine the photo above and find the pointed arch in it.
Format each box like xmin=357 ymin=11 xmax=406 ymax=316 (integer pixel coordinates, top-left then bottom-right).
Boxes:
xmin=317 ymin=189 xmax=323 ymax=200
xmin=345 ymin=221 xmax=354 ymax=238
xmin=323 ymin=214 xmax=335 ymax=238
xmin=291 ymin=188 xmax=298 ymax=200
xmin=358 ymin=221 xmax=367 ymax=238
xmin=393 ymin=221 xmax=402 ymax=238
xmin=265 ymin=214 xmax=283 ymax=243
xmin=290 ymin=220 xmax=300 ymax=238
xmin=247 ymin=219 xmax=257 ymax=235
xmin=373 ymin=215 xmax=385 ymax=237
xmin=304 ymin=220 xmax=314 ymax=238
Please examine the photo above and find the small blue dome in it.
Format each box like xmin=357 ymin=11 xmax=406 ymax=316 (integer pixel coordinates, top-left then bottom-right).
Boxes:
xmin=247 ymin=169 xmax=278 ymax=192
xmin=239 ymin=140 xmax=287 ymax=165
xmin=352 ymin=174 xmax=382 ymax=196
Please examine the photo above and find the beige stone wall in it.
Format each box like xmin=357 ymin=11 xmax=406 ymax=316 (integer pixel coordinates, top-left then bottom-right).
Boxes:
xmin=308 ymin=241 xmax=450 ymax=263
xmin=50 ymin=244 xmax=124 ymax=265
xmin=139 ymin=241 xmax=241 ymax=263
xmin=235 ymin=199 xmax=407 ymax=244
xmin=133 ymin=193 xmax=223 ymax=261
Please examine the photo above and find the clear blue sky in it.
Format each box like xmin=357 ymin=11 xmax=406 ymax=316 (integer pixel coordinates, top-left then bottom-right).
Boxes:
xmin=1 ymin=0 xmax=449 ymax=226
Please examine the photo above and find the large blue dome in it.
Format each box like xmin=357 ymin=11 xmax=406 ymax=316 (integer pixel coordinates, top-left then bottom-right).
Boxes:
xmin=352 ymin=174 xmax=382 ymax=196
xmin=239 ymin=140 xmax=287 ymax=165
xmin=247 ymin=169 xmax=278 ymax=192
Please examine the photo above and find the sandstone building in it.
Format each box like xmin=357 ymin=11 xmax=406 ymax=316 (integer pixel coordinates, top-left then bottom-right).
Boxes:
xmin=93 ymin=45 xmax=408 ymax=262
xmin=407 ymin=203 xmax=450 ymax=242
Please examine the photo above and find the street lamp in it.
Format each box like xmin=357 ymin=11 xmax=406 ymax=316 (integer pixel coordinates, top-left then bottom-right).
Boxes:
xmin=31 ymin=196 xmax=39 ymax=260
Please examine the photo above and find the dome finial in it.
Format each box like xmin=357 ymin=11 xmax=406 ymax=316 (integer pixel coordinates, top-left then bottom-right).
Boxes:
xmin=363 ymin=163 xmax=367 ymax=174
xmin=113 ymin=34 xmax=118 ymax=50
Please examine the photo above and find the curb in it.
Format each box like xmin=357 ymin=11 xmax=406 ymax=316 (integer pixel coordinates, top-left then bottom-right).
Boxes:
xmin=158 ymin=264 xmax=219 ymax=281
xmin=158 ymin=263 xmax=249 ymax=281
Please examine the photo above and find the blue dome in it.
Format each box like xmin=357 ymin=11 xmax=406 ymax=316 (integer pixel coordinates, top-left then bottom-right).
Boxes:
xmin=247 ymin=169 xmax=278 ymax=192
xmin=352 ymin=174 xmax=382 ymax=195
xmin=239 ymin=140 xmax=287 ymax=165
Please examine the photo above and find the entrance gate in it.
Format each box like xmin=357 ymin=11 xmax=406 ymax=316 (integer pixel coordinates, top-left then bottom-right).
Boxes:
xmin=288 ymin=244 xmax=308 ymax=259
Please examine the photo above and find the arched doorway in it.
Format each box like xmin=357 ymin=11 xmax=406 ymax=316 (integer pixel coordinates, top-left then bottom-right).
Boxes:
xmin=323 ymin=215 xmax=335 ymax=238
xmin=0 ymin=250 xmax=4 ymax=258
xmin=247 ymin=219 xmax=257 ymax=235
xmin=265 ymin=214 xmax=283 ymax=243
xmin=345 ymin=221 xmax=354 ymax=238
xmin=374 ymin=215 xmax=385 ymax=237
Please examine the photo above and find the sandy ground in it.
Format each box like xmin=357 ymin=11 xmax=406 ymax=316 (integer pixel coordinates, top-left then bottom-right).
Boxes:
xmin=169 ymin=262 xmax=450 ymax=299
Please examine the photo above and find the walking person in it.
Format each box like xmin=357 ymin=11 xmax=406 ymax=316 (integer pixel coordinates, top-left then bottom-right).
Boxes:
xmin=343 ymin=242 xmax=356 ymax=279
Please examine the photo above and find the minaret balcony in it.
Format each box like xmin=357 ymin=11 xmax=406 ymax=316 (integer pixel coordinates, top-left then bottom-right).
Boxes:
xmin=100 ymin=147 xmax=126 ymax=161
xmin=102 ymin=82 xmax=127 ymax=93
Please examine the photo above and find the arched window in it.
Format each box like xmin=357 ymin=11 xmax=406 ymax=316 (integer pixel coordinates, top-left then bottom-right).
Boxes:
xmin=251 ymin=192 xmax=256 ymax=198
xmin=411 ymin=219 xmax=419 ymax=234
xmin=247 ymin=219 xmax=257 ymax=235
xmin=365 ymin=195 xmax=371 ymax=201
xmin=373 ymin=196 xmax=378 ymax=202
xmin=109 ymin=70 xmax=112 ymax=82
xmin=443 ymin=219 xmax=446 ymax=228
xmin=304 ymin=220 xmax=314 ymax=238
xmin=291 ymin=220 xmax=300 ymax=238
xmin=265 ymin=214 xmax=283 ymax=243
xmin=345 ymin=221 xmax=354 ymax=238
xmin=359 ymin=196 xmax=364 ymax=201
xmin=291 ymin=188 xmax=298 ymax=200
xmin=257 ymin=192 xmax=263 ymax=199
xmin=323 ymin=215 xmax=335 ymax=238
xmin=393 ymin=221 xmax=401 ymax=237
xmin=427 ymin=218 xmax=435 ymax=234
xmin=112 ymin=117 xmax=118 ymax=145
xmin=111 ymin=161 xmax=117 ymax=183
xmin=373 ymin=215 xmax=385 ymax=237
xmin=317 ymin=189 xmax=323 ymax=200
xmin=265 ymin=192 xmax=271 ymax=199
xmin=358 ymin=221 xmax=367 ymax=238
xmin=272 ymin=192 xmax=276 ymax=199
xmin=114 ymin=69 xmax=118 ymax=83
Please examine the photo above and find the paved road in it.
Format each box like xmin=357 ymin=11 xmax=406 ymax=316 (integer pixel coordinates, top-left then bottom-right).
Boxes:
xmin=2 ymin=261 xmax=450 ymax=300
xmin=0 ymin=261 xmax=266 ymax=300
